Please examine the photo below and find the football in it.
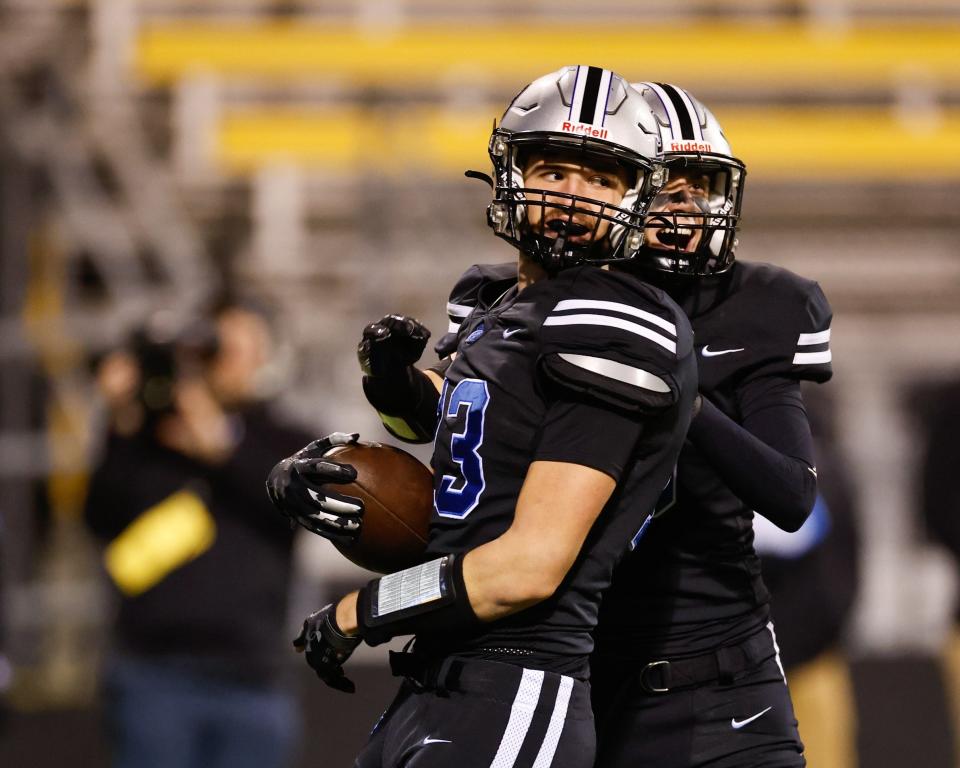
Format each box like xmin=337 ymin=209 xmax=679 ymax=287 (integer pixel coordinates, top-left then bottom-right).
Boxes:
xmin=323 ymin=441 xmax=433 ymax=573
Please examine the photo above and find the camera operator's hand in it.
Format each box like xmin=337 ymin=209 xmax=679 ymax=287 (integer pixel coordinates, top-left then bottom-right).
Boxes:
xmin=157 ymin=379 xmax=236 ymax=464
xmin=293 ymin=603 xmax=361 ymax=693
xmin=266 ymin=433 xmax=364 ymax=544
xmin=96 ymin=350 xmax=144 ymax=435
xmin=357 ymin=315 xmax=431 ymax=378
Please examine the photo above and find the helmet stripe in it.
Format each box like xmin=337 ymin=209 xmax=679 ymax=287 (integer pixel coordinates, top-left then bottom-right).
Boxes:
xmin=638 ymin=82 xmax=682 ymax=141
xmin=578 ymin=66 xmax=605 ymax=124
xmin=673 ymin=87 xmax=705 ymax=141
xmin=656 ymin=83 xmax=696 ymax=140
xmin=598 ymin=69 xmax=614 ymax=126
xmin=567 ymin=66 xmax=581 ymax=121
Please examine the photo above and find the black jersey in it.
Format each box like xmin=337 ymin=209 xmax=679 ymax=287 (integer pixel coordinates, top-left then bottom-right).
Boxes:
xmin=438 ymin=260 xmax=832 ymax=660
xmin=601 ymin=260 xmax=832 ymax=657
xmin=420 ymin=265 xmax=697 ymax=673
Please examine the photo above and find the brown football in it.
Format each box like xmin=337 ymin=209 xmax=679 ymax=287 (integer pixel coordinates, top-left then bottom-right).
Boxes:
xmin=324 ymin=441 xmax=433 ymax=574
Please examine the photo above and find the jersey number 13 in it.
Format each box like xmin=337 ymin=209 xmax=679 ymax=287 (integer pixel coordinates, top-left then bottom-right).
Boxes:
xmin=435 ymin=378 xmax=490 ymax=519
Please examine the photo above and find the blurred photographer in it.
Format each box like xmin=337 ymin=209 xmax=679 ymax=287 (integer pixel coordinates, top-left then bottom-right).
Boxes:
xmin=84 ymin=301 xmax=314 ymax=768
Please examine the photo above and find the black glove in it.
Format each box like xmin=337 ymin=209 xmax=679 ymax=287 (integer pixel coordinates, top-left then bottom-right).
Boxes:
xmin=294 ymin=604 xmax=362 ymax=693
xmin=357 ymin=314 xmax=431 ymax=378
xmin=265 ymin=433 xmax=364 ymax=544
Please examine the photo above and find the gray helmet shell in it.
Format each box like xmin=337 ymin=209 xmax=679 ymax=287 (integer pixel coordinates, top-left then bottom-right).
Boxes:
xmin=632 ymin=82 xmax=746 ymax=276
xmin=486 ymin=66 xmax=665 ymax=272
xmin=500 ymin=67 xmax=662 ymax=159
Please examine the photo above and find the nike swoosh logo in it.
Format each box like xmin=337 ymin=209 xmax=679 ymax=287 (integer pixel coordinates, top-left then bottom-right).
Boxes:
xmin=731 ymin=706 xmax=772 ymax=729
xmin=702 ymin=345 xmax=745 ymax=358
xmin=422 ymin=737 xmax=452 ymax=745
xmin=502 ymin=327 xmax=524 ymax=339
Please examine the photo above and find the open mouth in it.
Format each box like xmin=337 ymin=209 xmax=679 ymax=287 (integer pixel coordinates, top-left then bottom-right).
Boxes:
xmin=656 ymin=227 xmax=694 ymax=250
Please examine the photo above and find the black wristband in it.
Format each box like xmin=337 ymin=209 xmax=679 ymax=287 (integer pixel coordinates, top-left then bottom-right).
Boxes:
xmin=323 ymin=608 xmax=362 ymax=653
xmin=357 ymin=554 xmax=480 ymax=647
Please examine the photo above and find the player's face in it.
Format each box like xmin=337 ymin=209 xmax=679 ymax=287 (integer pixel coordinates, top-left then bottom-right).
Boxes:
xmin=522 ymin=152 xmax=632 ymax=246
xmin=644 ymin=169 xmax=712 ymax=253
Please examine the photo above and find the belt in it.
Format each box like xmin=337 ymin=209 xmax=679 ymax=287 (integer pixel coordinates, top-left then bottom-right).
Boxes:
xmin=389 ymin=651 xmax=465 ymax=696
xmin=635 ymin=630 xmax=775 ymax=694
xmin=388 ymin=651 xmax=585 ymax=701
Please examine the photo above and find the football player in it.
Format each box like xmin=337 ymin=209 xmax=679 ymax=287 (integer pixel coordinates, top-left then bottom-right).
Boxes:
xmin=586 ymin=82 xmax=830 ymax=768
xmin=267 ymin=67 xmax=699 ymax=767
xmin=340 ymin=84 xmax=829 ymax=767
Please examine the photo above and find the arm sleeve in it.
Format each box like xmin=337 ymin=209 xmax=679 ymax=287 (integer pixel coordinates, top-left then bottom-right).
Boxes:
xmin=687 ymin=376 xmax=817 ymax=532
xmin=362 ymin=366 xmax=442 ymax=443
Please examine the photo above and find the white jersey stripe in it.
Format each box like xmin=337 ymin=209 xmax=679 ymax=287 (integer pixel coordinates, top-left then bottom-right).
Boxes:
xmin=544 ymin=314 xmax=677 ymax=354
xmin=558 ymin=353 xmax=671 ymax=393
xmin=448 ymin=320 xmax=462 ymax=334
xmin=489 ymin=668 xmax=544 ymax=768
xmin=531 ymin=676 xmax=575 ymax=768
xmin=447 ymin=302 xmax=472 ymax=319
xmin=797 ymin=328 xmax=831 ymax=346
xmin=552 ymin=299 xmax=677 ymax=335
xmin=793 ymin=350 xmax=832 ymax=365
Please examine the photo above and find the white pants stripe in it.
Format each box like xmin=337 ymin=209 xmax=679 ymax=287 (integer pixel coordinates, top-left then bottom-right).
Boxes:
xmin=531 ymin=675 xmax=574 ymax=768
xmin=767 ymin=621 xmax=787 ymax=682
xmin=489 ymin=668 xmax=545 ymax=768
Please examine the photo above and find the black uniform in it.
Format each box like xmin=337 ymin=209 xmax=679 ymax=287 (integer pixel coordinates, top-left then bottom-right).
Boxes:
xmin=358 ymin=265 xmax=697 ymax=768
xmin=438 ymin=261 xmax=833 ymax=768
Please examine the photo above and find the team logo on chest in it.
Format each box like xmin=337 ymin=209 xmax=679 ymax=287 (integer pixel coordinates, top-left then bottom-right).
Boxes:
xmin=464 ymin=322 xmax=485 ymax=345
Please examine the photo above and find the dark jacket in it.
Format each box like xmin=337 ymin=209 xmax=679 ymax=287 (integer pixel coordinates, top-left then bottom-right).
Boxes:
xmin=84 ymin=404 xmax=313 ymax=684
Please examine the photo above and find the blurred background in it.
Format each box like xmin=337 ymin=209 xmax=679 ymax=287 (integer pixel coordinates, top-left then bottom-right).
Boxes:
xmin=0 ymin=0 xmax=958 ymax=766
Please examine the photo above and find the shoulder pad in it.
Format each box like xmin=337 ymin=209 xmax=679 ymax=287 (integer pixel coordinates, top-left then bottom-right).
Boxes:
xmin=435 ymin=262 xmax=517 ymax=358
xmin=538 ymin=267 xmax=694 ymax=411
xmin=735 ymin=262 xmax=834 ymax=384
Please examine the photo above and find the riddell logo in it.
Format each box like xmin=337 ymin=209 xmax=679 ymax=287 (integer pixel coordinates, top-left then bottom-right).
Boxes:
xmin=670 ymin=141 xmax=713 ymax=152
xmin=562 ymin=122 xmax=609 ymax=139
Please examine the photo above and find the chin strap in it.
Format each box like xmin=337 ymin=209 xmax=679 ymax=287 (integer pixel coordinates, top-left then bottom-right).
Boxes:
xmin=464 ymin=169 xmax=494 ymax=188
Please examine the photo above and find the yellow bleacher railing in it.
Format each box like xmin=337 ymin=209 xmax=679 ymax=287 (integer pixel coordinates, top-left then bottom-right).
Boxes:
xmin=137 ymin=21 xmax=960 ymax=90
xmin=216 ymin=106 xmax=958 ymax=181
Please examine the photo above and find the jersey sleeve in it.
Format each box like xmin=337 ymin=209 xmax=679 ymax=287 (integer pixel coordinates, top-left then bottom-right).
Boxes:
xmin=434 ymin=262 xmax=518 ymax=358
xmin=533 ymin=395 xmax=650 ymax=480
xmin=537 ymin=268 xmax=694 ymax=413
xmin=745 ymin=277 xmax=833 ymax=384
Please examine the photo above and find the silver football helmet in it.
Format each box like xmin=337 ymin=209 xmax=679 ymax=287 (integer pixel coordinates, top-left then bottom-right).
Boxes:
xmin=632 ymin=82 xmax=746 ymax=276
xmin=485 ymin=66 xmax=665 ymax=272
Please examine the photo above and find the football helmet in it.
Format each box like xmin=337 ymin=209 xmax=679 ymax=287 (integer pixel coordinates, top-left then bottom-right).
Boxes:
xmin=485 ymin=66 xmax=665 ymax=273
xmin=632 ymin=82 xmax=746 ymax=276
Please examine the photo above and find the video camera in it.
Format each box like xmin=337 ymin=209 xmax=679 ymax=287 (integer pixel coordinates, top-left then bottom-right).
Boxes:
xmin=129 ymin=316 xmax=220 ymax=424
